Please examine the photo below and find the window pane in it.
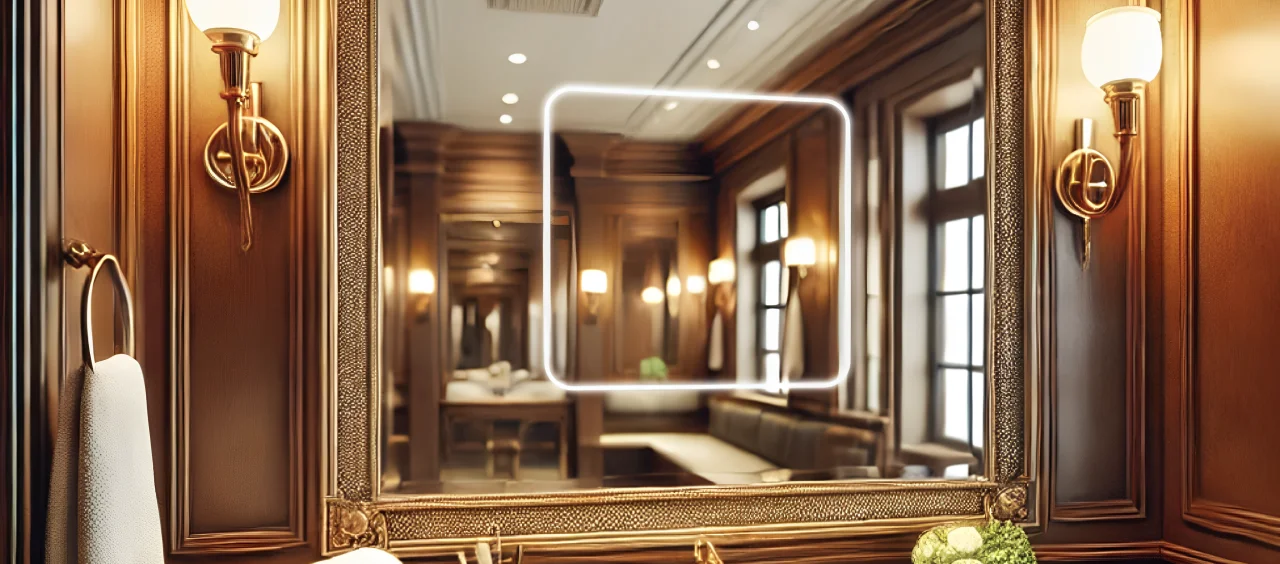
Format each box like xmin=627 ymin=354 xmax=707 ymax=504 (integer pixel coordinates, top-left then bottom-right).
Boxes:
xmin=763 ymin=261 xmax=781 ymax=306
xmin=941 ymin=294 xmax=970 ymax=365
xmin=971 ymin=117 xmax=985 ymax=180
xmin=972 ymin=293 xmax=985 ymax=367
xmin=763 ymin=308 xmax=781 ymax=350
xmin=778 ymin=202 xmax=789 ymax=238
xmin=762 ymin=205 xmax=779 ymax=243
xmin=764 ymin=353 xmax=781 ymax=389
xmin=971 ymin=371 xmax=986 ymax=448
xmin=971 ymin=215 xmax=985 ymax=290
xmin=940 ymin=219 xmax=970 ymax=292
xmin=943 ymin=368 xmax=970 ymax=442
xmin=944 ymin=126 xmax=970 ymax=189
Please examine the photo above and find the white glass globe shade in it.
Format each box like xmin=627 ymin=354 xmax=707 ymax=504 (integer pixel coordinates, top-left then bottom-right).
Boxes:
xmin=186 ymin=0 xmax=280 ymax=42
xmin=1081 ymin=6 xmax=1162 ymax=88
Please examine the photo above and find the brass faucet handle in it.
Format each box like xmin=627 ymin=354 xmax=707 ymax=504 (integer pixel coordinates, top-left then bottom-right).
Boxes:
xmin=694 ymin=538 xmax=726 ymax=564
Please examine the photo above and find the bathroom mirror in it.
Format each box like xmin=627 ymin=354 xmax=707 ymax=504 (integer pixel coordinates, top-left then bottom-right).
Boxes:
xmin=328 ymin=0 xmax=1040 ymax=556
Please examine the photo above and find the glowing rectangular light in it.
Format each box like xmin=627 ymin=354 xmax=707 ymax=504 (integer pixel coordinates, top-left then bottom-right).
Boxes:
xmin=543 ymin=84 xmax=852 ymax=392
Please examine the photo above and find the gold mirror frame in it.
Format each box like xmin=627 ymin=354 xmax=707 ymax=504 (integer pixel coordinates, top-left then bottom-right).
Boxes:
xmin=323 ymin=0 xmax=1049 ymax=557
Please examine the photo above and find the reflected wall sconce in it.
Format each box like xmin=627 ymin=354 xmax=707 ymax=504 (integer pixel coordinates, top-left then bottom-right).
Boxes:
xmin=581 ymin=269 xmax=607 ymax=325
xmin=186 ymin=0 xmax=290 ymax=252
xmin=408 ymin=269 xmax=435 ymax=321
xmin=687 ymin=274 xmax=707 ymax=311
xmin=1056 ymin=6 xmax=1162 ymax=268
xmin=783 ymin=237 xmax=817 ymax=279
xmin=642 ymin=286 xmax=665 ymax=305
xmin=707 ymin=258 xmax=736 ymax=315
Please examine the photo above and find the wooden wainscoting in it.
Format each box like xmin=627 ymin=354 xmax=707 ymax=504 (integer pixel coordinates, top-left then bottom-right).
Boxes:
xmin=1163 ymin=0 xmax=1280 ymax=558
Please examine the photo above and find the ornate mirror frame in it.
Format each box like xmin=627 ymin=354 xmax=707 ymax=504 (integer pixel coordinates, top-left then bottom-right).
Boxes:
xmin=323 ymin=0 xmax=1048 ymax=557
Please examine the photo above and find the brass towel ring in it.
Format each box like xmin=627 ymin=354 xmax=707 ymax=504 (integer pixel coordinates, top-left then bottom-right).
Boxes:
xmin=64 ymin=240 xmax=135 ymax=370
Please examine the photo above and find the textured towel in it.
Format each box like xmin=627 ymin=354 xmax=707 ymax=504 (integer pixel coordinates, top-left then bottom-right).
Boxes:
xmin=780 ymin=284 xmax=805 ymax=386
xmin=707 ymin=311 xmax=724 ymax=371
xmin=47 ymin=354 xmax=164 ymax=563
xmin=314 ymin=547 xmax=403 ymax=563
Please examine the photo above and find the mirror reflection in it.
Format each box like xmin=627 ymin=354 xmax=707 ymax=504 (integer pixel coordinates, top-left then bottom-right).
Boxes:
xmin=379 ymin=0 xmax=989 ymax=495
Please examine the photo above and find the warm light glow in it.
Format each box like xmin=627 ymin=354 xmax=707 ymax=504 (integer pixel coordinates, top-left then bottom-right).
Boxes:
xmin=686 ymin=275 xmax=707 ymax=295
xmin=708 ymin=258 xmax=736 ymax=284
xmin=408 ymin=269 xmax=435 ymax=295
xmin=664 ymin=101 xmax=679 ymax=111
xmin=784 ymin=237 xmax=817 ymax=267
xmin=581 ymin=269 xmax=608 ymax=294
xmin=666 ymin=275 xmax=682 ymax=297
xmin=747 ymin=20 xmax=760 ymax=31
xmin=502 ymin=93 xmax=519 ymax=104
xmin=641 ymin=286 xmax=664 ymax=305
xmin=499 ymin=114 xmax=513 ymax=124
xmin=706 ymin=59 xmax=721 ymax=69
xmin=1081 ymin=6 xmax=1162 ymax=88
xmin=542 ymin=84 xmax=853 ymax=392
xmin=185 ymin=0 xmax=280 ymax=41
xmin=508 ymin=53 xmax=527 ymax=64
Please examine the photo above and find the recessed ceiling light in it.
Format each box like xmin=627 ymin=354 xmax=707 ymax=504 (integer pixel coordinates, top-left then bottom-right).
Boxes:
xmin=502 ymin=93 xmax=519 ymax=104
xmin=747 ymin=20 xmax=760 ymax=31
xmin=508 ymin=53 xmax=527 ymax=64
xmin=664 ymin=101 xmax=679 ymax=111
xmin=706 ymin=59 xmax=721 ymax=69
xmin=499 ymin=114 xmax=513 ymax=124
xmin=491 ymin=220 xmax=502 ymax=228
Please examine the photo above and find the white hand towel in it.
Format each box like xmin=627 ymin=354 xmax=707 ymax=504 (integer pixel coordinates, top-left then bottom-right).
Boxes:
xmin=314 ymin=547 xmax=403 ymax=563
xmin=707 ymin=311 xmax=724 ymax=371
xmin=48 ymin=354 xmax=164 ymax=563
xmin=780 ymin=285 xmax=805 ymax=385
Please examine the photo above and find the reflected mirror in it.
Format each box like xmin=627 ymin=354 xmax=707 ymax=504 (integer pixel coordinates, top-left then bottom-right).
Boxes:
xmin=379 ymin=0 xmax=989 ymax=496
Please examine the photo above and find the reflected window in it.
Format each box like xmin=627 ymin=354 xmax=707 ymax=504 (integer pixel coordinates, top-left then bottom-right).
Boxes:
xmin=754 ymin=195 xmax=789 ymax=393
xmin=930 ymin=110 xmax=985 ymax=451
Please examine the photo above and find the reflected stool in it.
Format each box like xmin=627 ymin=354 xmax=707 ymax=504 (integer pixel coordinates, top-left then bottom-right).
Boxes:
xmin=486 ymin=438 xmax=522 ymax=480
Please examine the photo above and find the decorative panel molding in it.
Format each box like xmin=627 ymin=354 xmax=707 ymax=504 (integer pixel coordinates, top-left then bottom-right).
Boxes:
xmin=167 ymin=0 xmax=314 ymax=554
xmin=1176 ymin=0 xmax=1280 ymax=550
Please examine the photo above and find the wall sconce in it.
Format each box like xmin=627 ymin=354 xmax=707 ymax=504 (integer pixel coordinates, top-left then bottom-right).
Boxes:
xmin=783 ymin=237 xmax=816 ymax=279
xmin=581 ymin=269 xmax=607 ymax=325
xmin=641 ymin=287 xmax=665 ymax=305
xmin=186 ymin=0 xmax=290 ymax=251
xmin=408 ymin=269 xmax=435 ymax=321
xmin=1057 ymin=6 xmax=1162 ymax=268
xmin=707 ymin=258 xmax=736 ymax=315
xmin=665 ymin=273 xmax=682 ymax=317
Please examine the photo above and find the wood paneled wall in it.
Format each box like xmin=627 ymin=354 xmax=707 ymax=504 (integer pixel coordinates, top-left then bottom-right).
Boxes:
xmin=1158 ymin=0 xmax=1280 ymax=561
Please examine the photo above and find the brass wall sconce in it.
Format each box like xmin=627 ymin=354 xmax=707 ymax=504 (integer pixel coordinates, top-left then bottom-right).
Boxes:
xmin=1056 ymin=6 xmax=1162 ymax=268
xmin=408 ymin=269 xmax=435 ymax=322
xmin=581 ymin=269 xmax=607 ymax=325
xmin=687 ymin=274 xmax=707 ymax=311
xmin=783 ymin=236 xmax=816 ymax=279
xmin=707 ymin=258 xmax=736 ymax=315
xmin=186 ymin=0 xmax=290 ymax=251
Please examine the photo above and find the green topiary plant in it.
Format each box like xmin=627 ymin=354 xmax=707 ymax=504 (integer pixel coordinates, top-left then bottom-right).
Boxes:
xmin=911 ymin=520 xmax=1036 ymax=564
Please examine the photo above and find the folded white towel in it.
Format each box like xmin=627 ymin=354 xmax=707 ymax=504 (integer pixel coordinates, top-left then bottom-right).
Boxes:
xmin=47 ymin=354 xmax=164 ymax=563
xmin=314 ymin=547 xmax=403 ymax=563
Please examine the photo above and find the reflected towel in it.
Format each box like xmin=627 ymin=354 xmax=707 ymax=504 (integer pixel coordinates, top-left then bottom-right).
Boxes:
xmin=47 ymin=354 xmax=163 ymax=564
xmin=780 ymin=285 xmax=805 ymax=385
xmin=314 ymin=547 xmax=403 ymax=563
xmin=707 ymin=311 xmax=724 ymax=371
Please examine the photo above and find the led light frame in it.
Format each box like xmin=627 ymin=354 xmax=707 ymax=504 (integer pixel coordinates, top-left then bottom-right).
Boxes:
xmin=543 ymin=84 xmax=852 ymax=392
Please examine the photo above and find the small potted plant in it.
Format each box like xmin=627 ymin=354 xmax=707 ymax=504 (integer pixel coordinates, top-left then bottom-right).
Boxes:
xmin=911 ymin=520 xmax=1036 ymax=564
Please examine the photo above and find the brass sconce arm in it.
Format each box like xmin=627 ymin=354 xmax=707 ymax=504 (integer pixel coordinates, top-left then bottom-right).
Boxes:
xmin=197 ymin=30 xmax=289 ymax=252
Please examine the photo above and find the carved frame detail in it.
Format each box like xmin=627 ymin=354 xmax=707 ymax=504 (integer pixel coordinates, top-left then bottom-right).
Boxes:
xmin=323 ymin=0 xmax=1042 ymax=557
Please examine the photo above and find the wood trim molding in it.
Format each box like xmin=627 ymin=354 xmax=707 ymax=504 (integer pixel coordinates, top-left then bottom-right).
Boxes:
xmin=698 ymin=0 xmax=983 ymax=172
xmin=167 ymin=0 xmax=313 ymax=554
xmin=1161 ymin=542 xmax=1248 ymax=564
xmin=1045 ymin=0 xmax=1147 ymax=525
xmin=1176 ymin=0 xmax=1280 ymax=549
xmin=1033 ymin=541 xmax=1163 ymax=562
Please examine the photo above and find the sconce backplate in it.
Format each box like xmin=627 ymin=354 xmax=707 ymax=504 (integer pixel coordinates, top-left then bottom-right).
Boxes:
xmin=204 ymin=115 xmax=289 ymax=194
